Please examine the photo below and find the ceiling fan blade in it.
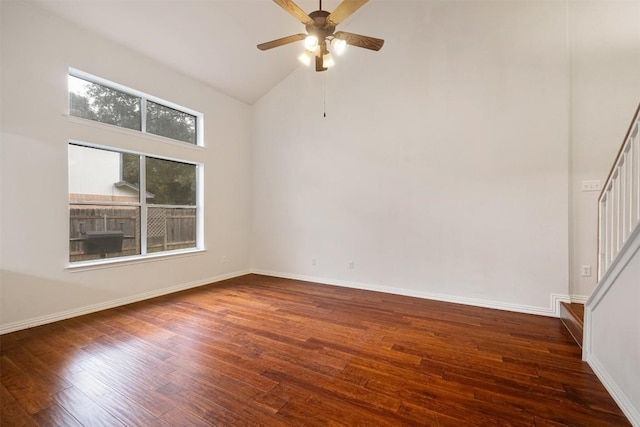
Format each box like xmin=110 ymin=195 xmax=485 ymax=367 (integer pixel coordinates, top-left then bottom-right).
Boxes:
xmin=327 ymin=0 xmax=369 ymax=26
xmin=272 ymin=0 xmax=314 ymax=25
xmin=257 ymin=33 xmax=306 ymax=51
xmin=334 ymin=31 xmax=384 ymax=51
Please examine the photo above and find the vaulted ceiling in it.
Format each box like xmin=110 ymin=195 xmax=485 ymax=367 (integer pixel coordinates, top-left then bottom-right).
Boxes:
xmin=30 ymin=0 xmax=384 ymax=105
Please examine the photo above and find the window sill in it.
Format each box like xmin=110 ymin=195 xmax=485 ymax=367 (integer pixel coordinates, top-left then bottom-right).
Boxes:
xmin=65 ymin=114 xmax=206 ymax=151
xmin=66 ymin=248 xmax=206 ymax=272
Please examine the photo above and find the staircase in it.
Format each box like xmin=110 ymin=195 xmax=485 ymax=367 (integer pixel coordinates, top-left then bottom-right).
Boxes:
xmin=560 ymin=302 xmax=584 ymax=347
xmin=564 ymin=104 xmax=639 ymax=352
xmin=578 ymin=104 xmax=640 ymax=424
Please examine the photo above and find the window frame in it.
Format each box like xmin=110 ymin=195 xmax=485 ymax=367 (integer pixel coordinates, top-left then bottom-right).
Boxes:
xmin=68 ymin=68 xmax=204 ymax=147
xmin=68 ymin=140 xmax=204 ymax=268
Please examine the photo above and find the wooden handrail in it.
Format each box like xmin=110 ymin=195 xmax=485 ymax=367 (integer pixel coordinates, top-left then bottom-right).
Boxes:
xmin=599 ymin=102 xmax=640 ymax=202
xmin=597 ymin=102 xmax=640 ymax=280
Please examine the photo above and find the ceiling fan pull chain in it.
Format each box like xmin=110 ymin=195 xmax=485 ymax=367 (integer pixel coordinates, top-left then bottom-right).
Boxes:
xmin=323 ymin=74 xmax=327 ymax=118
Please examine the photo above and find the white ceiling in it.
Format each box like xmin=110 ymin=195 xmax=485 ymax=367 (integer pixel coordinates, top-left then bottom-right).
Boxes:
xmin=30 ymin=0 xmax=380 ymax=104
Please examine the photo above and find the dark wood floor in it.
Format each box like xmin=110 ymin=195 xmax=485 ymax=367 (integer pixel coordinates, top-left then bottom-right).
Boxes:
xmin=1 ymin=274 xmax=629 ymax=426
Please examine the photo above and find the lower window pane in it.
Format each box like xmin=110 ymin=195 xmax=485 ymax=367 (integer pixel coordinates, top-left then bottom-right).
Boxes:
xmin=69 ymin=205 xmax=141 ymax=262
xmin=147 ymin=207 xmax=196 ymax=253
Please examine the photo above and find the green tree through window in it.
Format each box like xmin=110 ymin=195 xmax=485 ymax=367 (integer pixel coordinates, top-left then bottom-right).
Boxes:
xmin=147 ymin=101 xmax=196 ymax=145
xmin=121 ymin=154 xmax=196 ymax=206
xmin=69 ymin=76 xmax=141 ymax=131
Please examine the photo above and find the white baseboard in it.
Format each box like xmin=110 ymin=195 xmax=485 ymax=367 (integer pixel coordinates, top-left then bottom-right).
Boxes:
xmin=251 ymin=269 xmax=569 ymax=318
xmin=586 ymin=354 xmax=640 ymax=426
xmin=0 ymin=268 xmax=570 ymax=335
xmin=0 ymin=269 xmax=251 ymax=335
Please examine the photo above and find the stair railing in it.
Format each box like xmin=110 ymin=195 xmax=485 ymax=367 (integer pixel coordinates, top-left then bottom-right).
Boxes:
xmin=598 ymin=103 xmax=640 ymax=280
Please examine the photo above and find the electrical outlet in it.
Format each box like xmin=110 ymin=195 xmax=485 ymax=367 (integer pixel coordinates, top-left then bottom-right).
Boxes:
xmin=581 ymin=265 xmax=592 ymax=277
xmin=581 ymin=180 xmax=601 ymax=192
xmin=349 ymin=261 xmax=354 ymax=270
xmin=312 ymin=258 xmax=317 ymax=266
xmin=221 ymin=255 xmax=228 ymax=264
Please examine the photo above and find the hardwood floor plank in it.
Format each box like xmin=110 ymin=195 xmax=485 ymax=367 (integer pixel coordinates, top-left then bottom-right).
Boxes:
xmin=66 ymin=369 xmax=169 ymax=426
xmin=74 ymin=355 xmax=176 ymax=417
xmin=1 ymin=384 xmax=38 ymax=427
xmin=474 ymin=386 xmax=630 ymax=426
xmin=77 ymin=337 xmax=173 ymax=391
xmin=262 ymin=358 xmax=402 ymax=413
xmin=271 ymin=380 xmax=409 ymax=426
xmin=0 ymin=355 xmax=55 ymax=414
xmin=0 ymin=274 xmax=630 ymax=425
xmin=81 ymin=314 xmax=177 ymax=363
xmin=340 ymin=361 xmax=534 ymax=425
xmin=167 ymin=351 xmax=278 ymax=392
xmin=31 ymin=403 xmax=83 ymax=427
xmin=159 ymin=406 xmax=214 ymax=426
xmin=252 ymin=389 xmax=289 ymax=414
xmin=51 ymin=386 xmax=126 ymax=427
xmin=156 ymin=378 xmax=269 ymax=425
xmin=1 ymin=345 xmax=73 ymax=394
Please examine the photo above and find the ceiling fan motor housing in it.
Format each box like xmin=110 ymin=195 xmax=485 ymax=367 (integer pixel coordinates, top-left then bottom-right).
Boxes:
xmin=306 ymin=10 xmax=336 ymax=40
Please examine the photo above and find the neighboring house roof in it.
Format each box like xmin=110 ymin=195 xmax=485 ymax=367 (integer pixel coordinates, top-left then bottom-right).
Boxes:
xmin=114 ymin=181 xmax=155 ymax=199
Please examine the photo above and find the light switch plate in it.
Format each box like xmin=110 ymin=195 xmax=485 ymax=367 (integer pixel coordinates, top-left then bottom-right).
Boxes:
xmin=581 ymin=180 xmax=601 ymax=192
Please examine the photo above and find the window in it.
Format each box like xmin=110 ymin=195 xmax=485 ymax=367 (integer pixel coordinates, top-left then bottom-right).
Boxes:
xmin=69 ymin=143 xmax=200 ymax=263
xmin=68 ymin=70 xmax=201 ymax=146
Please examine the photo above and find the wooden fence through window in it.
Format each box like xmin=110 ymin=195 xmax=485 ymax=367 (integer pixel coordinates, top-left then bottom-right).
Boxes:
xmin=69 ymin=206 xmax=196 ymax=262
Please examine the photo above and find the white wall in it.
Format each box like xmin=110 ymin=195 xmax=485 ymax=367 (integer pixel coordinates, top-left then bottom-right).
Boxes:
xmin=252 ymin=1 xmax=571 ymax=314
xmin=569 ymin=0 xmax=640 ymax=299
xmin=0 ymin=1 xmax=252 ymax=331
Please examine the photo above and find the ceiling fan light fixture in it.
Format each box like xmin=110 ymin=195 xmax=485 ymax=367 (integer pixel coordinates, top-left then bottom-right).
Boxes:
xmin=331 ymin=37 xmax=347 ymax=55
xmin=304 ymin=35 xmax=319 ymax=51
xmin=298 ymin=50 xmax=313 ymax=66
xmin=323 ymin=52 xmax=335 ymax=68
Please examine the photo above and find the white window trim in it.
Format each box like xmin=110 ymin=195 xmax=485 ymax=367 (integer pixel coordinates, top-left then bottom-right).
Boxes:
xmin=68 ymin=140 xmax=204 ymax=268
xmin=65 ymin=114 xmax=206 ymax=152
xmin=68 ymin=67 xmax=204 ymax=147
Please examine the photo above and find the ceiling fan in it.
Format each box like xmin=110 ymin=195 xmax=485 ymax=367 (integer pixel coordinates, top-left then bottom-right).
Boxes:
xmin=257 ymin=0 xmax=384 ymax=72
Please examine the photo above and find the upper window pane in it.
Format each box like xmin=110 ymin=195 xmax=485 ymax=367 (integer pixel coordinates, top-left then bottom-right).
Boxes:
xmin=68 ymin=70 xmax=203 ymax=146
xmin=69 ymin=75 xmax=141 ymax=131
xmin=146 ymin=157 xmax=196 ymax=206
xmin=146 ymin=101 xmax=197 ymax=145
